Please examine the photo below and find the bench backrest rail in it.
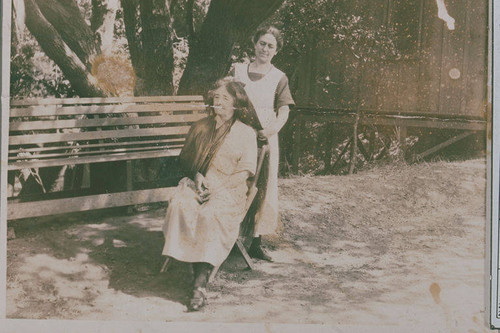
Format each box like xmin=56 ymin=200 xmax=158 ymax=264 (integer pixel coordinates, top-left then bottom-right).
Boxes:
xmin=9 ymin=96 xmax=207 ymax=171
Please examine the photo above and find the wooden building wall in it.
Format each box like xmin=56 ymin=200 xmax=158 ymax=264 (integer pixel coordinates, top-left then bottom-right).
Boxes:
xmin=294 ymin=0 xmax=488 ymax=119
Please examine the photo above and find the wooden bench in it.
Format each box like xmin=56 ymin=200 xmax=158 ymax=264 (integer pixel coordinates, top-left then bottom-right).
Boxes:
xmin=7 ymin=96 xmax=207 ymax=220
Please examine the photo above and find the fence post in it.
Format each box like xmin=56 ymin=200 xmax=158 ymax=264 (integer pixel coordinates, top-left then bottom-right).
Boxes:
xmin=292 ymin=113 xmax=302 ymax=174
xmin=349 ymin=112 xmax=359 ymax=174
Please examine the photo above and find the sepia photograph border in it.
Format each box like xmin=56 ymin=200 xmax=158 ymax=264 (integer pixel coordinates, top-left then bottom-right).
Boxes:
xmin=0 ymin=0 xmax=497 ymax=331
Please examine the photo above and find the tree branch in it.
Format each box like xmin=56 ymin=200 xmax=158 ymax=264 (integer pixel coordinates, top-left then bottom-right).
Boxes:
xmin=121 ymin=0 xmax=144 ymax=74
xmin=178 ymin=0 xmax=286 ymax=95
xmin=35 ymin=0 xmax=99 ymax=69
xmin=186 ymin=0 xmax=195 ymax=39
xmin=92 ymin=0 xmax=120 ymax=54
xmin=25 ymin=0 xmax=106 ymax=97
xmin=136 ymin=0 xmax=174 ymax=95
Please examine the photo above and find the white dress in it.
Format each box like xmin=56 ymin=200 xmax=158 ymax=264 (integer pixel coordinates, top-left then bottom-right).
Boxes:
xmin=162 ymin=120 xmax=257 ymax=266
xmin=234 ymin=63 xmax=284 ymax=236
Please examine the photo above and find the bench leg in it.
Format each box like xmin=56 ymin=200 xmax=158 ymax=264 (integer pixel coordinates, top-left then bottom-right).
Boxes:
xmin=209 ymin=239 xmax=254 ymax=282
xmin=235 ymin=239 xmax=255 ymax=270
xmin=160 ymin=257 xmax=171 ymax=273
xmin=126 ymin=160 xmax=134 ymax=214
xmin=208 ymin=265 xmax=220 ymax=283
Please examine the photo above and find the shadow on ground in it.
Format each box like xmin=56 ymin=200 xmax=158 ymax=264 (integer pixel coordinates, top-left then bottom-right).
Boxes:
xmin=8 ymin=208 xmax=195 ymax=315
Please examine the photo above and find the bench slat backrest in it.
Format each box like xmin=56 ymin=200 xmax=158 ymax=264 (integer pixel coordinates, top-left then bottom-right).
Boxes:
xmin=10 ymin=95 xmax=203 ymax=106
xmin=9 ymin=95 xmax=207 ymax=170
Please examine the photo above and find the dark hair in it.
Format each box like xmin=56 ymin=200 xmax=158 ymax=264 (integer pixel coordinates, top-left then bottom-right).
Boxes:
xmin=206 ymin=78 xmax=256 ymax=125
xmin=252 ymin=26 xmax=283 ymax=51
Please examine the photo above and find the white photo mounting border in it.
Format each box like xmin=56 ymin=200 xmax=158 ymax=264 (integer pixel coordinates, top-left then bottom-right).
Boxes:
xmin=490 ymin=0 xmax=500 ymax=328
xmin=0 ymin=0 xmax=496 ymax=331
xmin=0 ymin=0 xmax=12 ymax=320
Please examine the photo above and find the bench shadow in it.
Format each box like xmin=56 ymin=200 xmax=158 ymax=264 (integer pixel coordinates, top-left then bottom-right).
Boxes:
xmin=87 ymin=221 xmax=194 ymax=307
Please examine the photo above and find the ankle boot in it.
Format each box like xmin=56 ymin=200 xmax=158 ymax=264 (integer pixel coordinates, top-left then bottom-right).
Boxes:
xmin=248 ymin=236 xmax=273 ymax=262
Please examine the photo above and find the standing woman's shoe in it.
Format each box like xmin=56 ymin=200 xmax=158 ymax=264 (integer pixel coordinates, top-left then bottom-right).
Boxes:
xmin=248 ymin=236 xmax=273 ymax=262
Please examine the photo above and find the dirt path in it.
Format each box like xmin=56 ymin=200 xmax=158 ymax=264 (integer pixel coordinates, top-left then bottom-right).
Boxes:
xmin=6 ymin=159 xmax=489 ymax=331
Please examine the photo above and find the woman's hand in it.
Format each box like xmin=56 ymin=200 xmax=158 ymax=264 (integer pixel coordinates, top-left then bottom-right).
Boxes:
xmin=194 ymin=173 xmax=210 ymax=203
xmin=257 ymin=128 xmax=274 ymax=141
xmin=194 ymin=172 xmax=205 ymax=193
xmin=257 ymin=106 xmax=290 ymax=141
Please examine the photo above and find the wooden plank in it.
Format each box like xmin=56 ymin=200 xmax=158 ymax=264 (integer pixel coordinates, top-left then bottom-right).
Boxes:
xmin=9 ymin=114 xmax=206 ymax=131
xmin=208 ymin=264 xmax=220 ymax=282
xmin=397 ymin=61 xmax=420 ymax=113
xmin=438 ymin=0 xmax=466 ymax=116
xmin=419 ymin=0 xmax=444 ymax=114
xmin=9 ymin=126 xmax=191 ymax=145
xmin=10 ymin=102 xmax=207 ymax=117
xmin=9 ymin=138 xmax=185 ymax=154
xmin=126 ymin=160 xmax=133 ymax=192
xmin=349 ymin=114 xmax=359 ymax=174
xmin=412 ymin=131 xmax=475 ymax=161
xmin=10 ymin=95 xmax=204 ymax=106
xmin=7 ymin=187 xmax=175 ymax=220
xmin=376 ymin=64 xmax=400 ymax=111
xmin=359 ymin=116 xmax=486 ymax=130
xmin=235 ymin=239 xmax=255 ymax=270
xmin=300 ymin=114 xmax=357 ymax=124
xmin=357 ymin=65 xmax=379 ymax=110
xmin=8 ymin=148 xmax=182 ymax=170
xmin=292 ymin=116 xmax=303 ymax=173
xmin=398 ymin=126 xmax=407 ymax=157
xmin=8 ymin=144 xmax=184 ymax=161
xmin=295 ymin=112 xmax=486 ymax=130
xmin=463 ymin=0 xmax=488 ymax=118
xmin=331 ymin=138 xmax=352 ymax=171
xmin=160 ymin=257 xmax=172 ymax=273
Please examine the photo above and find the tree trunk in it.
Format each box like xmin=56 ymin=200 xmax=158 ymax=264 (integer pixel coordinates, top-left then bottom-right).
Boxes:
xmin=35 ymin=0 xmax=99 ymax=69
xmin=92 ymin=0 xmax=120 ymax=54
xmin=24 ymin=0 xmax=105 ymax=97
xmin=121 ymin=0 xmax=143 ymax=73
xmin=122 ymin=0 xmax=175 ymax=96
xmin=139 ymin=0 xmax=174 ymax=95
xmin=177 ymin=0 xmax=285 ymax=95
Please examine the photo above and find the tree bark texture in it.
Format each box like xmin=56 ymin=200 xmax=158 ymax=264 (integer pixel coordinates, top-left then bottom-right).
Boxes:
xmin=122 ymin=0 xmax=175 ymax=95
xmin=24 ymin=0 xmax=105 ymax=97
xmin=92 ymin=0 xmax=120 ymax=54
xmin=35 ymin=0 xmax=99 ymax=69
xmin=177 ymin=0 xmax=285 ymax=95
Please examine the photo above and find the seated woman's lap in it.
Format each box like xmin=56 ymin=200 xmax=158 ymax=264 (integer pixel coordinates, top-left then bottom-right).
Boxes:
xmin=162 ymin=178 xmax=245 ymax=266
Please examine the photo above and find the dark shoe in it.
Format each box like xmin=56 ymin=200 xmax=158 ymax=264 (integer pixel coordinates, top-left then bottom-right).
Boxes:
xmin=188 ymin=287 xmax=207 ymax=312
xmin=248 ymin=244 xmax=273 ymax=262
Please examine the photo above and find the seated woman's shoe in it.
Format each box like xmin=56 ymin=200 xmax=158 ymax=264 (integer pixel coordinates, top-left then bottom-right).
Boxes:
xmin=248 ymin=243 xmax=273 ymax=262
xmin=188 ymin=287 xmax=207 ymax=312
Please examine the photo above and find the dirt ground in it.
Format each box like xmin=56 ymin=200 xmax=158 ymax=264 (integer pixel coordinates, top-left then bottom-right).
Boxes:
xmin=6 ymin=158 xmax=490 ymax=331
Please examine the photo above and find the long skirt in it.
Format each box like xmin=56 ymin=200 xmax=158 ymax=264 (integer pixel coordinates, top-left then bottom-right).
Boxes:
xmin=162 ymin=178 xmax=246 ymax=267
xmin=253 ymin=134 xmax=279 ymax=236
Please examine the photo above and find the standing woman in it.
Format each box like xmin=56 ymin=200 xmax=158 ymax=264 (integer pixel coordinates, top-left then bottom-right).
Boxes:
xmin=233 ymin=26 xmax=295 ymax=261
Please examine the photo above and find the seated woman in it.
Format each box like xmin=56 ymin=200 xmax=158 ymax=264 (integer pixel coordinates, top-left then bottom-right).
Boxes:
xmin=162 ymin=79 xmax=259 ymax=311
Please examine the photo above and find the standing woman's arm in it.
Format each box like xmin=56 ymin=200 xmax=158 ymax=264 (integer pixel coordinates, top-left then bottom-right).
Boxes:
xmin=258 ymin=105 xmax=290 ymax=139
xmin=258 ymin=74 xmax=294 ymax=140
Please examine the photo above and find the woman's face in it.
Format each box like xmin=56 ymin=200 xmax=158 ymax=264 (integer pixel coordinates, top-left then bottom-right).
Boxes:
xmin=212 ymin=86 xmax=235 ymax=122
xmin=254 ymin=33 xmax=278 ymax=64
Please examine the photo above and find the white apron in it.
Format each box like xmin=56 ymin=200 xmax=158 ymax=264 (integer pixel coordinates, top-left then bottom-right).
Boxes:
xmin=234 ymin=63 xmax=283 ymax=236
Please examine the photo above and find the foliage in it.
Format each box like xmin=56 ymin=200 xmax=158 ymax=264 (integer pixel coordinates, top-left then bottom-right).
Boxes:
xmin=277 ymin=0 xmax=401 ymax=63
xmin=228 ymin=0 xmax=401 ymax=78
xmin=10 ymin=33 xmax=75 ymax=99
